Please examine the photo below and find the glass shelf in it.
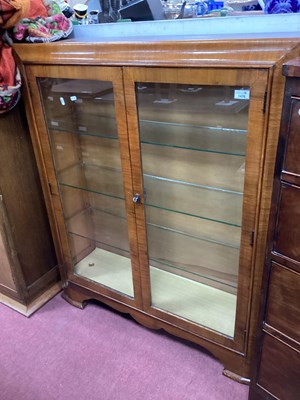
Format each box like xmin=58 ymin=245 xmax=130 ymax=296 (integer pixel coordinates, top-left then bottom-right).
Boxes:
xmin=47 ymin=118 xmax=247 ymax=158
xmin=47 ymin=116 xmax=248 ymax=158
xmin=57 ymin=160 xmax=243 ymax=227
xmin=139 ymin=119 xmax=247 ymax=156
xmin=46 ymin=78 xmax=114 ymax=96
xmin=49 ymin=130 xmax=123 ymax=181
xmin=141 ymin=142 xmax=246 ymax=193
xmin=47 ymin=115 xmax=118 ymax=140
xmin=145 ymin=206 xmax=241 ymax=251
xmin=41 ymin=78 xmax=118 ymax=137
xmin=147 ymin=220 xmax=240 ymax=250
xmin=146 ymin=221 xmax=240 ymax=292
xmin=143 ymin=173 xmax=243 ymax=227
xmin=136 ymin=83 xmax=250 ymax=131
xmin=58 ymin=163 xmax=124 ymax=200
xmin=66 ymin=206 xmax=130 ymax=256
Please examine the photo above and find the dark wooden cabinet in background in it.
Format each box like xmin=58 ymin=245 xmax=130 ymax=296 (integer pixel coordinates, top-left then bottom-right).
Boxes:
xmin=249 ymin=58 xmax=300 ymax=400
xmin=0 ymin=100 xmax=60 ymax=316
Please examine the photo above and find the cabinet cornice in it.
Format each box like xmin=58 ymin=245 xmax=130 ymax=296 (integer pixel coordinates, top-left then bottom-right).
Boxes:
xmin=14 ymin=38 xmax=300 ymax=69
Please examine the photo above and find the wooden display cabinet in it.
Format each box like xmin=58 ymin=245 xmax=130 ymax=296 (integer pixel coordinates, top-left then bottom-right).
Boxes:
xmin=14 ymin=31 xmax=300 ymax=381
xmin=249 ymin=58 xmax=300 ymax=399
xmin=0 ymin=100 xmax=60 ymax=316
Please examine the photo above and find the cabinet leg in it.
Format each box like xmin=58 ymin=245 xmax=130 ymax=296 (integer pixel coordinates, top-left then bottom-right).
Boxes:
xmin=61 ymin=286 xmax=89 ymax=309
xmin=223 ymin=369 xmax=250 ymax=385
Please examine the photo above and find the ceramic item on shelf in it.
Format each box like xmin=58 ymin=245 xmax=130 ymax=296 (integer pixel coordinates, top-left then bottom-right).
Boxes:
xmin=73 ymin=3 xmax=88 ymax=22
xmin=225 ymin=0 xmax=259 ymax=10
xmin=264 ymin=0 xmax=300 ymax=14
xmin=89 ymin=10 xmax=100 ymax=23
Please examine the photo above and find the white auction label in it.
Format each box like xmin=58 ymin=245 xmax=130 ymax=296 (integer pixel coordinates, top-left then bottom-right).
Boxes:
xmin=234 ymin=90 xmax=250 ymax=100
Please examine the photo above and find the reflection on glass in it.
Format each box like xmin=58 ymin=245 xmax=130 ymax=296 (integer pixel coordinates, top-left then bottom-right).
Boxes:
xmin=136 ymin=82 xmax=250 ymax=337
xmin=38 ymin=78 xmax=133 ymax=297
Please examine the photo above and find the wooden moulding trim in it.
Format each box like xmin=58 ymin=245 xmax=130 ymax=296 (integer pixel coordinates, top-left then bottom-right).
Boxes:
xmin=282 ymin=57 xmax=300 ymax=77
xmin=281 ymin=171 xmax=300 ymax=186
xmin=0 ymin=282 xmax=61 ymax=317
xmin=13 ymin=38 xmax=299 ymax=68
xmin=271 ymin=252 xmax=300 ymax=274
xmin=26 ymin=265 xmax=60 ymax=301
xmin=0 ymin=284 xmax=21 ymax=301
xmin=262 ymin=324 xmax=300 ymax=353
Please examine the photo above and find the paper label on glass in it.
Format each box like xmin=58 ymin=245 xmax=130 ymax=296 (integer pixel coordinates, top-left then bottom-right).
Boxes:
xmin=234 ymin=90 xmax=250 ymax=100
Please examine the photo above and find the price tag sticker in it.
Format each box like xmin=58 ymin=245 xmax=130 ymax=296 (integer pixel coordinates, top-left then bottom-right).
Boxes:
xmin=234 ymin=90 xmax=250 ymax=100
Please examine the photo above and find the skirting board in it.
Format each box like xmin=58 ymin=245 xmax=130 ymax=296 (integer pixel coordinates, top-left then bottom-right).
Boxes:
xmin=0 ymin=282 xmax=62 ymax=317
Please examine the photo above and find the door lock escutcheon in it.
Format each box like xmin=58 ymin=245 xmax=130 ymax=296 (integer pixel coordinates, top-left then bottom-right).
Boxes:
xmin=132 ymin=193 xmax=141 ymax=204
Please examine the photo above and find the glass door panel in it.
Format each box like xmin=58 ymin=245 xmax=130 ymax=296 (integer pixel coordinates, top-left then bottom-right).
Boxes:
xmin=38 ymin=78 xmax=134 ymax=297
xmin=136 ymin=82 xmax=250 ymax=337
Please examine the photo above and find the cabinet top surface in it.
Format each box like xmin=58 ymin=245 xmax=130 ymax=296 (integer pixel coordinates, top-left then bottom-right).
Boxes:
xmin=67 ymin=14 xmax=300 ymax=43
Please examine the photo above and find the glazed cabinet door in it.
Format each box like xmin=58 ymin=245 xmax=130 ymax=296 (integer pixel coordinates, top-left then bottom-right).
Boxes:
xmin=124 ymin=67 xmax=268 ymax=351
xmin=26 ymin=65 xmax=142 ymax=308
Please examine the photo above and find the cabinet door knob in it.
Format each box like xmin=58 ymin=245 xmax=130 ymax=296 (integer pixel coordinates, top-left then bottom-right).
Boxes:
xmin=133 ymin=194 xmax=141 ymax=204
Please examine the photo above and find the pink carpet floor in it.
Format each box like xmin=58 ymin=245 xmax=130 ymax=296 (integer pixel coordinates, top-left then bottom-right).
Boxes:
xmin=0 ymin=294 xmax=249 ymax=400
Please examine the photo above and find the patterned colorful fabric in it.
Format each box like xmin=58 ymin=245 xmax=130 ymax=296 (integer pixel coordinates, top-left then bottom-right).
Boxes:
xmin=13 ymin=0 xmax=73 ymax=43
xmin=0 ymin=1 xmax=28 ymax=113
xmin=0 ymin=57 xmax=21 ymax=114
xmin=265 ymin=0 xmax=300 ymax=13
xmin=0 ymin=1 xmax=72 ymax=114
xmin=0 ymin=42 xmax=21 ymax=114
xmin=13 ymin=12 xmax=73 ymax=42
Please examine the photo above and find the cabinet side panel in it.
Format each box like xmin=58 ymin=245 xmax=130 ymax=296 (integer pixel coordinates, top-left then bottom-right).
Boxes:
xmin=0 ymin=101 xmax=58 ymax=288
xmin=0 ymin=226 xmax=17 ymax=291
